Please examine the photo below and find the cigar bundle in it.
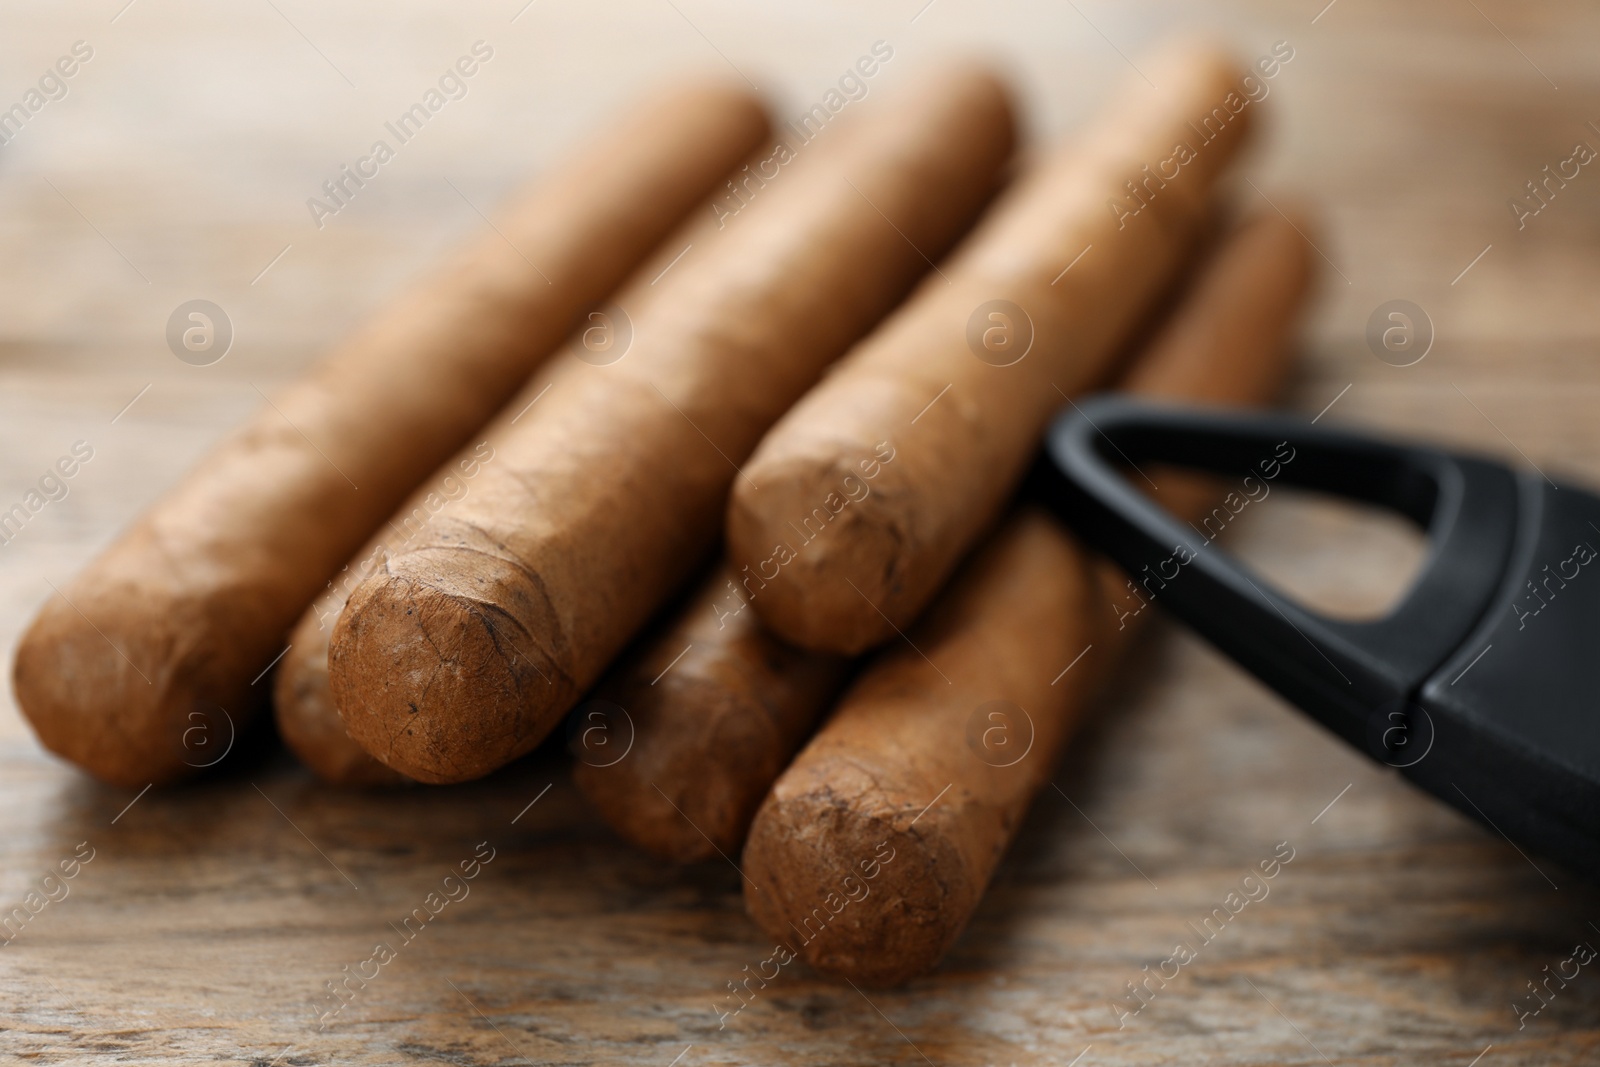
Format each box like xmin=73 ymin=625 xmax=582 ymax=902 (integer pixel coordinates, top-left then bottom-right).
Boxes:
xmin=15 ymin=83 xmax=771 ymax=788
xmin=13 ymin=43 xmax=1319 ymax=985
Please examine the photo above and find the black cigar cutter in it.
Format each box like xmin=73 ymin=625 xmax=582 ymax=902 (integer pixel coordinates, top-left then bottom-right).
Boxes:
xmin=1033 ymin=396 xmax=1600 ymax=881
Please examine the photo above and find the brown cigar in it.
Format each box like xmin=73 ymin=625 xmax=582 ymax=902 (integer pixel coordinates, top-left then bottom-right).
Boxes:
xmin=727 ymin=42 xmax=1257 ymax=656
xmin=326 ymin=66 xmax=1017 ymax=785
xmin=12 ymin=84 xmax=769 ymax=788
xmin=572 ymin=565 xmax=850 ymax=861
xmin=740 ymin=206 xmax=1317 ymax=986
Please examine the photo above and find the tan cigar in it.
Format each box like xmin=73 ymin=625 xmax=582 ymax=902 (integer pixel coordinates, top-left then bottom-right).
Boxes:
xmin=327 ymin=66 xmax=1017 ymax=785
xmin=740 ymin=207 xmax=1317 ymax=986
xmin=727 ymin=42 xmax=1258 ymax=656
xmin=572 ymin=565 xmax=850 ymax=861
xmin=12 ymin=84 xmax=770 ymax=788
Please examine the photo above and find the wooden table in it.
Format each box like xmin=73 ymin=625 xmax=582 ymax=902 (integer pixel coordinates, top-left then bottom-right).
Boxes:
xmin=3 ymin=1 xmax=1598 ymax=1062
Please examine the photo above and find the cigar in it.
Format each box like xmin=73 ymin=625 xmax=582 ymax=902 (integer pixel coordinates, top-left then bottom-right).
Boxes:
xmin=727 ymin=42 xmax=1257 ymax=655
xmin=327 ymin=66 xmax=1018 ymax=785
xmin=740 ymin=207 xmax=1317 ymax=986
xmin=13 ymin=84 xmax=770 ymax=788
xmin=572 ymin=565 xmax=850 ymax=862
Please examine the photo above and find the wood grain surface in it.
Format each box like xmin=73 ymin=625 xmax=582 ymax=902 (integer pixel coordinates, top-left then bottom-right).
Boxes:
xmin=3 ymin=0 xmax=1600 ymax=1063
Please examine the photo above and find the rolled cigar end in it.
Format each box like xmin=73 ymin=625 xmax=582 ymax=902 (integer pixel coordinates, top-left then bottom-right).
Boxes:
xmin=13 ymin=585 xmax=249 ymax=788
xmin=573 ymin=568 xmax=849 ymax=863
xmin=743 ymin=762 xmax=979 ymax=986
xmin=726 ymin=433 xmax=913 ymax=654
xmin=329 ymin=540 xmax=572 ymax=784
xmin=274 ymin=617 xmax=411 ymax=787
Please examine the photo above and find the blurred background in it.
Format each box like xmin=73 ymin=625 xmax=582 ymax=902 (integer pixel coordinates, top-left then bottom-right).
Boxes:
xmin=3 ymin=1 xmax=1598 ymax=1064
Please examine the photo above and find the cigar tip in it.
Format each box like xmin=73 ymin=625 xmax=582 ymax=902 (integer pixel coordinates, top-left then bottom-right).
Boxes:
xmin=14 ymin=589 xmax=212 ymax=788
xmin=742 ymin=771 xmax=978 ymax=986
xmin=637 ymin=77 xmax=769 ymax=129
xmin=727 ymin=457 xmax=909 ymax=656
xmin=919 ymin=58 xmax=1015 ymax=97
xmin=895 ymin=59 xmax=1019 ymax=135
xmin=328 ymin=552 xmax=574 ymax=784
xmin=1133 ymin=38 xmax=1258 ymax=149
xmin=1140 ymin=35 xmax=1249 ymax=84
